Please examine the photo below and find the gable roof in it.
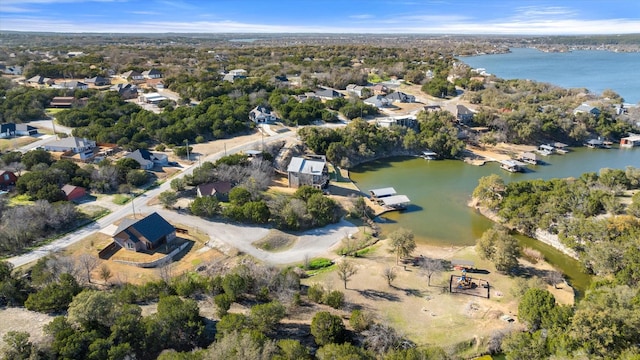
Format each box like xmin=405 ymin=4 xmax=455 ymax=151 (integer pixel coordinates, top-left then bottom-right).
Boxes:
xmin=197 ymin=181 xmax=232 ymax=196
xmin=122 ymin=70 xmax=143 ymax=78
xmin=456 ymin=105 xmax=474 ymax=115
xmin=125 ymin=149 xmax=160 ymax=167
xmin=114 ymin=212 xmax=174 ymax=247
xmin=385 ymin=91 xmax=414 ymax=102
xmin=46 ymin=136 xmax=95 ymax=149
xmin=61 ymin=184 xmax=83 ymax=196
xmin=287 ymin=156 xmax=326 ymax=175
xmin=84 ymin=76 xmax=109 ymax=84
xmin=315 ymin=88 xmax=343 ymax=99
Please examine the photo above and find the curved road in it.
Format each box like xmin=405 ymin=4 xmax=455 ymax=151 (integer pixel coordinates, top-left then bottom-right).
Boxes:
xmin=8 ymin=130 xmax=356 ymax=268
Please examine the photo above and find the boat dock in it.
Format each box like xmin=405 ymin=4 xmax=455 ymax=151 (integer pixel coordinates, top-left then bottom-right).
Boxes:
xmin=420 ymin=150 xmax=438 ymax=160
xmin=620 ymin=134 xmax=640 ymax=148
xmin=517 ymin=152 xmax=538 ymax=165
xmin=553 ymin=142 xmax=570 ymax=154
xmin=499 ymin=159 xmax=525 ymax=173
xmin=537 ymin=144 xmax=554 ymax=156
xmin=369 ymin=187 xmax=411 ymax=214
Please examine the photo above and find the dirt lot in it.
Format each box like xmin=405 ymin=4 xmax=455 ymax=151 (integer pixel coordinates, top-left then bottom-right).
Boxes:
xmin=303 ymin=240 xmax=574 ymax=348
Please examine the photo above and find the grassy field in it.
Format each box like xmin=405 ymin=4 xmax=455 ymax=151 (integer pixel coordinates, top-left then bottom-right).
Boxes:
xmin=0 ymin=137 xmax=37 ymax=151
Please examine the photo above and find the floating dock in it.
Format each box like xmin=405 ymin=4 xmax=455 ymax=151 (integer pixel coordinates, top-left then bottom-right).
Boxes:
xmin=620 ymin=134 xmax=640 ymax=148
xmin=499 ymin=159 xmax=524 ymax=173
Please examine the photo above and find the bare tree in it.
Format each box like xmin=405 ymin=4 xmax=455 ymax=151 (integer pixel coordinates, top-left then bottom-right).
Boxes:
xmin=336 ymin=260 xmax=358 ymax=289
xmin=382 ymin=267 xmax=397 ymax=286
xmin=78 ymin=254 xmax=99 ymax=284
xmin=420 ymin=258 xmax=444 ymax=286
xmin=546 ymin=270 xmax=565 ymax=289
xmin=98 ymin=264 xmax=112 ymax=285
xmin=157 ymin=260 xmax=174 ymax=283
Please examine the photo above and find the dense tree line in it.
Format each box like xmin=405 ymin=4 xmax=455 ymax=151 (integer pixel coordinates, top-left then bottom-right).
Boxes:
xmin=58 ymin=91 xmax=254 ymax=149
xmin=473 ymin=169 xmax=640 ymax=359
xmin=0 ymin=86 xmax=64 ymax=123
xmin=298 ymin=112 xmax=464 ymax=168
xmin=463 ymin=78 xmax=638 ymax=145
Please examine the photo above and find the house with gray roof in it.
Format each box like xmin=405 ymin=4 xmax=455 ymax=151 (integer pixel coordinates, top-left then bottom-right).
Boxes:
xmin=385 ymin=91 xmax=415 ymax=103
xmin=26 ymin=75 xmax=54 ymax=86
xmin=456 ymin=105 xmax=475 ymax=125
xmin=120 ymin=70 xmax=144 ymax=81
xmin=54 ymin=80 xmax=88 ymax=90
xmin=44 ymin=137 xmax=96 ymax=160
xmin=113 ymin=212 xmax=176 ymax=252
xmin=364 ymin=95 xmax=392 ymax=108
xmin=287 ymin=156 xmax=329 ymax=189
xmin=315 ymin=88 xmax=344 ymax=100
xmin=110 ymin=83 xmax=138 ymax=99
xmin=573 ymin=103 xmax=601 ymax=116
xmin=124 ymin=149 xmax=168 ymax=170
xmin=84 ymin=76 xmax=110 ymax=86
xmin=249 ymin=105 xmax=278 ymax=124
xmin=142 ymin=69 xmax=163 ymax=79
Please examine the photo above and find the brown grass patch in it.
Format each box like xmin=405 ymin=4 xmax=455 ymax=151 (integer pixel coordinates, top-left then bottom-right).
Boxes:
xmin=252 ymin=229 xmax=297 ymax=252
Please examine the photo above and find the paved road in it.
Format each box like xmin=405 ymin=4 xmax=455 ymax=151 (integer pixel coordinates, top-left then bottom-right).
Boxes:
xmin=8 ymin=129 xmax=356 ymax=268
xmin=29 ymin=120 xmax=73 ymax=135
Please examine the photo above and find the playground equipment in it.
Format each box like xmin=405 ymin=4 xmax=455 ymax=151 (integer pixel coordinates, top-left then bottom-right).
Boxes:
xmin=456 ymin=269 xmax=474 ymax=289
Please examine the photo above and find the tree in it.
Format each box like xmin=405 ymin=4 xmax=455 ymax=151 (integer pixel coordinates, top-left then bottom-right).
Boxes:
xmin=206 ymin=330 xmax=277 ymax=360
xmin=24 ymin=273 xmax=81 ymax=313
xmin=67 ymin=290 xmax=120 ymax=330
xmin=249 ymin=301 xmax=286 ymax=334
xmin=364 ymin=323 xmax=410 ymax=355
xmin=310 ymin=311 xmax=346 ymax=346
xmin=229 ymin=187 xmax=252 ymax=206
xmin=98 ymin=264 xmax=112 ymax=285
xmin=126 ymin=169 xmax=148 ymax=186
xmin=476 ymin=225 xmax=520 ymax=273
xmin=472 ymin=174 xmax=505 ymax=210
xmin=78 ymin=253 xmax=99 ymax=284
xmin=316 ymin=342 xmax=372 ymax=360
xmin=336 ymin=260 xmax=358 ymax=289
xmin=518 ymin=288 xmax=557 ymax=331
xmin=1 ymin=331 xmax=32 ymax=360
xmin=158 ymin=190 xmax=178 ymax=208
xmin=190 ymin=196 xmax=220 ymax=217
xmin=170 ymin=177 xmax=186 ymax=191
xmin=382 ymin=267 xmax=397 ymax=286
xmin=389 ymin=228 xmax=416 ymax=265
xmin=21 ymin=149 xmax=53 ymax=169
xmin=420 ymin=257 xmax=444 ymax=286
xmin=275 ymin=339 xmax=310 ymax=360
xmin=350 ymin=309 xmax=373 ymax=332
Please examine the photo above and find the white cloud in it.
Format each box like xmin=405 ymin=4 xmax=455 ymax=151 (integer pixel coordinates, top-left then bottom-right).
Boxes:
xmin=2 ymin=14 xmax=639 ymax=35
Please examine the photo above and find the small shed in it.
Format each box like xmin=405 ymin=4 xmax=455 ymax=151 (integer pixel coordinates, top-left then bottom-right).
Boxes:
xmin=62 ymin=184 xmax=86 ymax=201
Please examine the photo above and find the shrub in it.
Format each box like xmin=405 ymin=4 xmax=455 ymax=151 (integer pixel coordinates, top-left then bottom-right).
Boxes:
xmin=307 ymin=283 xmax=325 ymax=303
xmin=323 ymin=290 xmax=344 ymax=309
xmin=307 ymin=258 xmax=333 ymax=270
xmin=349 ymin=309 xmax=373 ymax=332
xmin=214 ymin=293 xmax=232 ymax=317
xmin=311 ymin=311 xmax=346 ymax=346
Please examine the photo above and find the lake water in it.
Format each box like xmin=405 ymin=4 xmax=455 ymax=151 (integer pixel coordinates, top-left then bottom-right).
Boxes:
xmin=350 ymin=147 xmax=640 ymax=292
xmin=460 ymin=48 xmax=640 ymax=104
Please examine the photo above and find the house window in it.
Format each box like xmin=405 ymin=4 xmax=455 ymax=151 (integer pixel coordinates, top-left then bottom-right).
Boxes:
xmin=126 ymin=242 xmax=134 ymax=249
xmin=3 ymin=174 xmax=9 ymax=181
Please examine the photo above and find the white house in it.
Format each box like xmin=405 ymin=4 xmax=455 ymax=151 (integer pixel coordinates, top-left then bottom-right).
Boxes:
xmin=44 ymin=137 xmax=96 ymax=160
xmin=124 ymin=149 xmax=169 ymax=170
xmin=249 ymin=106 xmax=278 ymax=124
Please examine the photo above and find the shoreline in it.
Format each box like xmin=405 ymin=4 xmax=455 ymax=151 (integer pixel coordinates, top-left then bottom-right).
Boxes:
xmin=468 ymin=199 xmax=579 ymax=260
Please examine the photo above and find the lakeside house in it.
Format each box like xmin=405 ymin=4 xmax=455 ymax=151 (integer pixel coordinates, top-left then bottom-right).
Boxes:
xmin=573 ymin=104 xmax=601 ymax=116
xmin=287 ymin=156 xmax=329 ymax=189
xmin=113 ymin=212 xmax=176 ymax=252
xmin=142 ymin=69 xmax=162 ymax=79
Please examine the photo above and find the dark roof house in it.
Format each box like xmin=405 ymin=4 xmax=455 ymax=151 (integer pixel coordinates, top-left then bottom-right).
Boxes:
xmin=84 ymin=76 xmax=111 ymax=86
xmin=385 ymin=91 xmax=415 ymax=103
xmin=113 ymin=212 xmax=176 ymax=252
xmin=315 ymin=88 xmax=344 ymax=100
xmin=197 ymin=181 xmax=233 ymax=201
xmin=0 ymin=123 xmax=38 ymax=138
xmin=456 ymin=105 xmax=475 ymax=124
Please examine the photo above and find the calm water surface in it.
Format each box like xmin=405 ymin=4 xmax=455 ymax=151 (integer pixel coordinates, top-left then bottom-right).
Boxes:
xmin=461 ymin=48 xmax=640 ymax=104
xmin=350 ymin=147 xmax=640 ymax=292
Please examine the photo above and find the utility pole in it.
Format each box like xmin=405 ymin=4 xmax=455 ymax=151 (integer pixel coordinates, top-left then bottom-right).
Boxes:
xmin=224 ymin=143 xmax=227 ymax=156
xmin=131 ymin=192 xmax=136 ymax=218
xmin=185 ymin=139 xmax=190 ymax=161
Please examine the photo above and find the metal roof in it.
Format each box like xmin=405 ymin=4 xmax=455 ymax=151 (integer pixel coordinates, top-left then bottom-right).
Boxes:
xmin=380 ymin=195 xmax=410 ymax=206
xmin=369 ymin=187 xmax=397 ymax=198
xmin=286 ymin=157 xmax=326 ymax=175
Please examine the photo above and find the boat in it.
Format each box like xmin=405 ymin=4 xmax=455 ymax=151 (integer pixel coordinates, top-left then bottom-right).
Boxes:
xmin=585 ymin=138 xmax=605 ymax=149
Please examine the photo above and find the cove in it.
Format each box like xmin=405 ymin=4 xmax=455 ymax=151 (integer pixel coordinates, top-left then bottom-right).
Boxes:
xmin=350 ymin=147 xmax=640 ymax=293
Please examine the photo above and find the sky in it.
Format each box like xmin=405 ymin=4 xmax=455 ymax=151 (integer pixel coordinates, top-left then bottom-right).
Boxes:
xmin=1 ymin=0 xmax=640 ymax=35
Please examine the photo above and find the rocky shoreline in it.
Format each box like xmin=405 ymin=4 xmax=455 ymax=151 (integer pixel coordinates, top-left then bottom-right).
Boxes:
xmin=469 ymin=199 xmax=579 ymax=260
